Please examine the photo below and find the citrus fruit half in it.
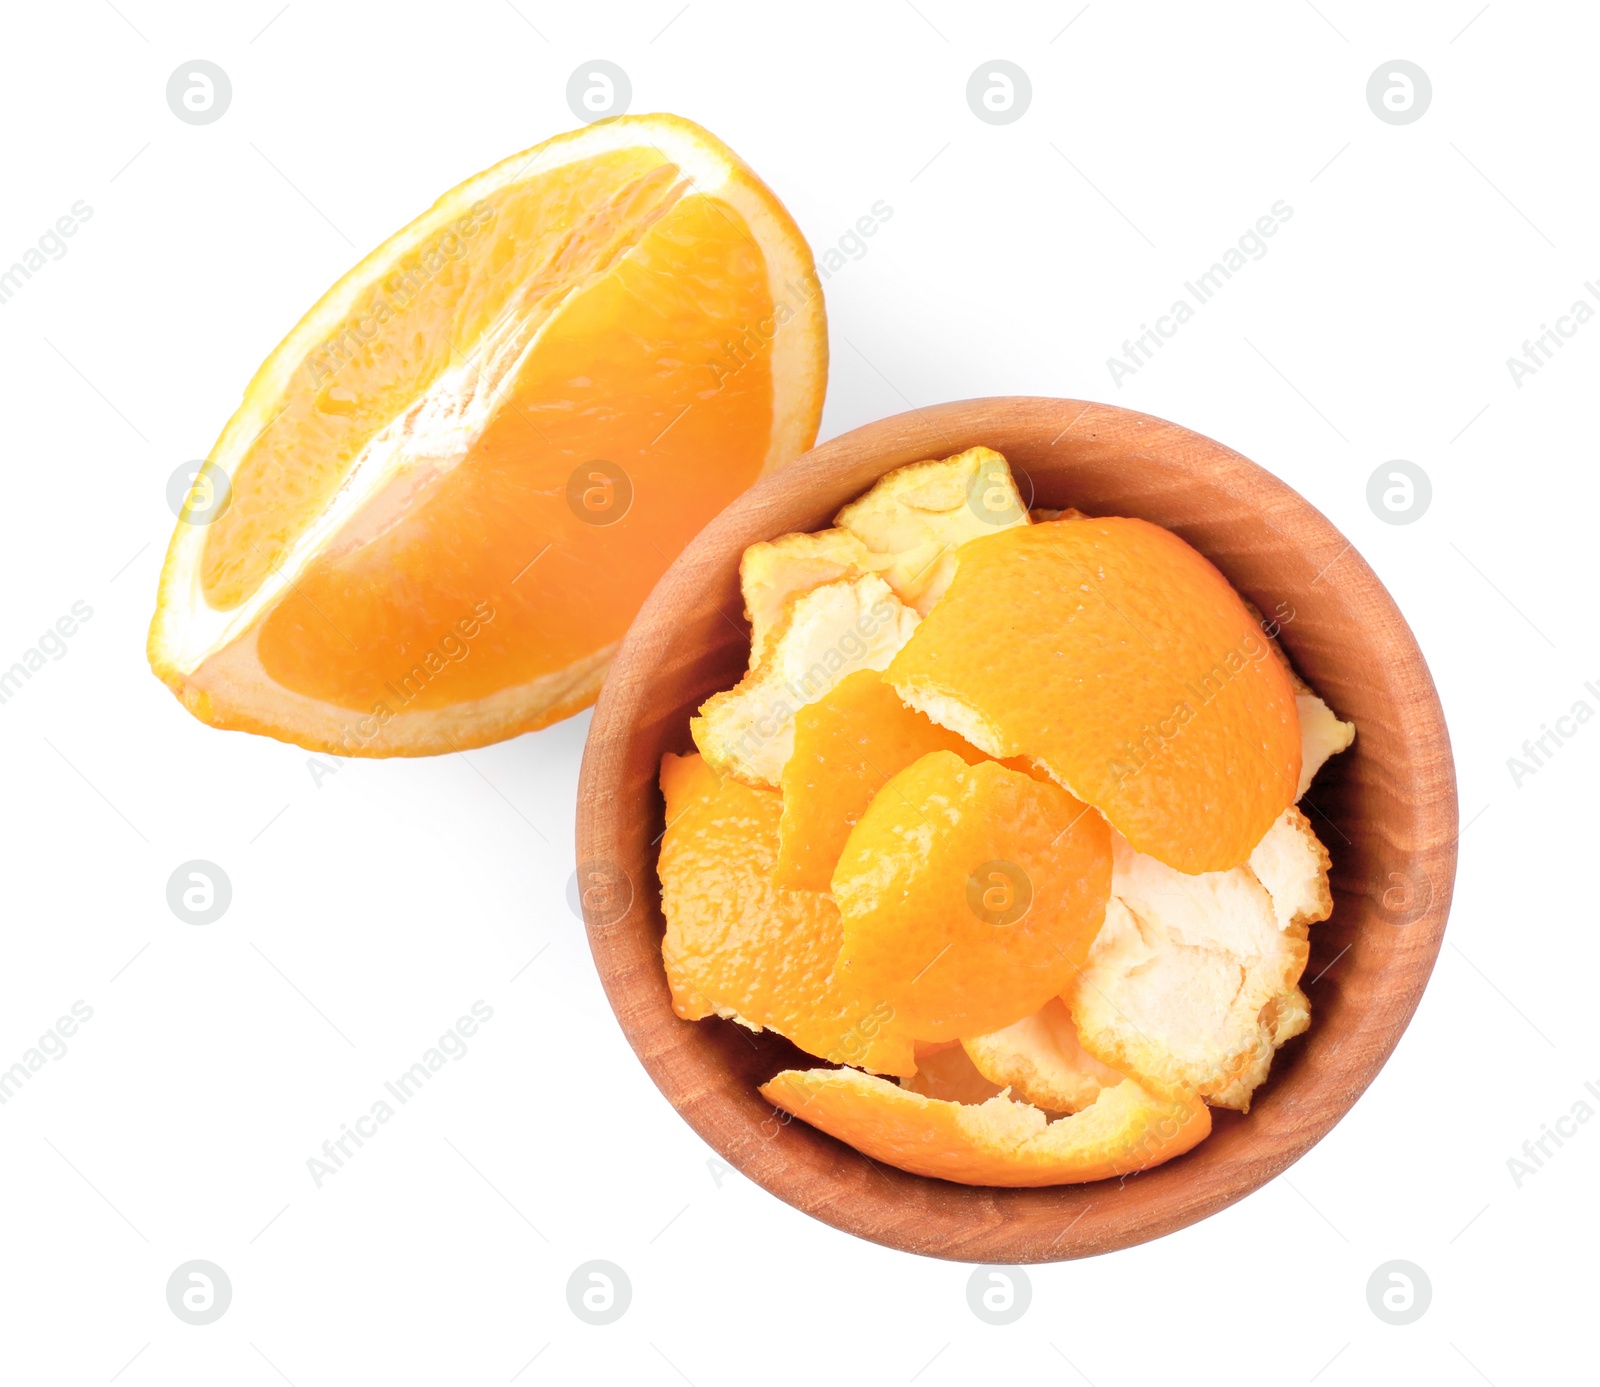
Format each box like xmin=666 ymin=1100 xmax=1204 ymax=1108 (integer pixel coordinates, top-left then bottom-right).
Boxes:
xmin=150 ymin=115 xmax=827 ymax=755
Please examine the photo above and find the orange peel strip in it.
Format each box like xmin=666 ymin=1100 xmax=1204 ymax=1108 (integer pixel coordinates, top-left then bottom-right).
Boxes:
xmin=761 ymin=1065 xmax=1210 ymax=1187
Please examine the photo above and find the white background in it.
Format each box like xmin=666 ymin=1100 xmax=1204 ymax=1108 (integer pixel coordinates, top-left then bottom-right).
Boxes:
xmin=0 ymin=1 xmax=1594 ymax=1383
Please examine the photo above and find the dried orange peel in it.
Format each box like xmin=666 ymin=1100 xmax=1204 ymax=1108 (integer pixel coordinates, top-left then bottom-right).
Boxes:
xmin=659 ymin=446 xmax=1354 ymax=1184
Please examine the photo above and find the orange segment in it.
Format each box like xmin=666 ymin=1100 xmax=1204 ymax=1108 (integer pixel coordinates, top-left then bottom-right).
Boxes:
xmin=149 ymin=115 xmax=827 ymax=755
xmin=657 ymin=752 xmax=914 ymax=1077
xmin=761 ymin=1066 xmax=1211 ymax=1187
xmin=887 ymin=517 xmax=1301 ymax=873
xmin=775 ymin=669 xmax=986 ymax=892
xmin=831 ymin=750 xmax=1112 ymax=1042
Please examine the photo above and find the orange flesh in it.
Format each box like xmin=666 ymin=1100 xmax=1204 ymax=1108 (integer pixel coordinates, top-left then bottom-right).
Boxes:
xmin=202 ymin=150 xmax=682 ymax=610
xmin=240 ymin=187 xmax=773 ymax=712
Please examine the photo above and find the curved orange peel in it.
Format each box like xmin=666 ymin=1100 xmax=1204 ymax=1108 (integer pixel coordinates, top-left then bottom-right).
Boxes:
xmin=887 ymin=517 xmax=1302 ymax=873
xmin=761 ymin=1065 xmax=1210 ymax=1187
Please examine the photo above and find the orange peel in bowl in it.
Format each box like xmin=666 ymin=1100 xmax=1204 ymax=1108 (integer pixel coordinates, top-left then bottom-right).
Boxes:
xmin=657 ymin=751 xmax=914 ymax=1076
xmin=760 ymin=1065 xmax=1211 ymax=1187
xmin=1066 ymin=818 xmax=1331 ymax=1109
xmin=963 ymin=996 xmax=1124 ymax=1114
xmin=691 ymin=574 xmax=920 ymax=787
xmin=886 ymin=517 xmax=1302 ymax=874
xmin=832 ymin=446 xmax=1028 ymax=614
xmin=775 ymin=668 xmax=986 ymax=892
xmin=831 ymin=750 xmax=1112 ymax=1042
xmin=654 ymin=444 xmax=1358 ymax=1184
xmin=737 ymin=445 xmax=1030 ymax=668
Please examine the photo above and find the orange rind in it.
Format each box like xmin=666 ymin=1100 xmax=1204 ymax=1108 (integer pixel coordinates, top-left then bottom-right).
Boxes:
xmin=775 ymin=669 xmax=986 ymax=892
xmin=832 ymin=750 xmax=1112 ymax=1042
xmin=691 ymin=574 xmax=920 ymax=787
xmin=887 ymin=517 xmax=1303 ymax=874
xmin=761 ymin=1065 xmax=1211 ymax=1187
xmin=659 ymin=448 xmax=1358 ymax=1181
xmin=1066 ymin=827 xmax=1320 ymax=1110
xmin=658 ymin=751 xmax=914 ymax=1076
xmin=963 ymin=996 xmax=1124 ymax=1114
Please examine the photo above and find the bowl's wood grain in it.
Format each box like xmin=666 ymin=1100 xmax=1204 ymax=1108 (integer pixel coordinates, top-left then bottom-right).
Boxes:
xmin=576 ymin=397 xmax=1457 ymax=1262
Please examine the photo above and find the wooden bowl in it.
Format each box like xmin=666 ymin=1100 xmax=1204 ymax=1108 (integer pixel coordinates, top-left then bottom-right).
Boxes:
xmin=575 ymin=397 xmax=1457 ymax=1262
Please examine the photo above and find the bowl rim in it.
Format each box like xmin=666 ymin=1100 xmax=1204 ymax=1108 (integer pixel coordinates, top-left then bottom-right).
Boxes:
xmin=576 ymin=395 xmax=1458 ymax=1262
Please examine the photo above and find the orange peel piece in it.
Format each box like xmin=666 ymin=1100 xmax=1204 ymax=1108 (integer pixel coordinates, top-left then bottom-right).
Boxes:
xmin=963 ymin=996 xmax=1124 ymax=1114
xmin=761 ymin=1065 xmax=1210 ymax=1187
xmin=887 ymin=517 xmax=1302 ymax=873
xmin=1068 ymin=836 xmax=1312 ymax=1110
xmin=657 ymin=752 xmax=914 ymax=1076
xmin=832 ymin=750 xmax=1112 ymax=1042
xmin=776 ymin=669 xmax=986 ymax=892
xmin=691 ymin=574 xmax=919 ymax=787
xmin=833 ymin=446 xmax=1028 ymax=614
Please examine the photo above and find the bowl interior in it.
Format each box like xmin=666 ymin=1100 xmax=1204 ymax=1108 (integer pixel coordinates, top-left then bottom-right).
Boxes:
xmin=576 ymin=397 xmax=1457 ymax=1262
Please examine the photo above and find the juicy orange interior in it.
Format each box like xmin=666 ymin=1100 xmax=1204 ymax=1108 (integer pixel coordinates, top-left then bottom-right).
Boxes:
xmin=203 ymin=147 xmax=681 ymax=613
xmin=251 ymin=189 xmax=775 ymax=712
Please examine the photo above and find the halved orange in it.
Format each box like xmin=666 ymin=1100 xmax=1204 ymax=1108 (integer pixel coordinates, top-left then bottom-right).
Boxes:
xmin=150 ymin=115 xmax=826 ymax=755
